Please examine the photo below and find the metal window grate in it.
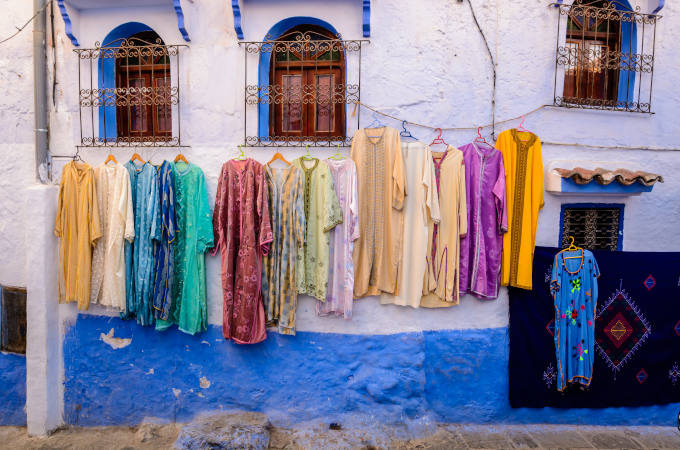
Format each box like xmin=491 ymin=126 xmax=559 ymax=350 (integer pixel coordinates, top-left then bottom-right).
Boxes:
xmin=561 ymin=206 xmax=622 ymax=251
xmin=239 ymin=30 xmax=369 ymax=147
xmin=551 ymin=0 xmax=660 ymax=113
xmin=1 ymin=286 xmax=27 ymax=354
xmin=74 ymin=37 xmax=189 ymax=148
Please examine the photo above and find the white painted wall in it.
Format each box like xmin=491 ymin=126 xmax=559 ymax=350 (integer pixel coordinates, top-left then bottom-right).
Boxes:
xmin=5 ymin=0 xmax=680 ymax=432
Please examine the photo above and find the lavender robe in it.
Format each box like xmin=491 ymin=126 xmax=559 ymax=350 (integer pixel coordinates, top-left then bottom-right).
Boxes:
xmin=459 ymin=142 xmax=508 ymax=299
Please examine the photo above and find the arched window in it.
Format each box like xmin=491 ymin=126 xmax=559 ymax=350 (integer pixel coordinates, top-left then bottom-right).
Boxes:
xmin=564 ymin=0 xmax=622 ymax=103
xmin=270 ymin=25 xmax=345 ymax=139
xmin=114 ymin=30 xmax=171 ymax=140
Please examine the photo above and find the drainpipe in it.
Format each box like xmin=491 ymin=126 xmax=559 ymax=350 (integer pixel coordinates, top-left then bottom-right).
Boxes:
xmin=33 ymin=0 xmax=50 ymax=183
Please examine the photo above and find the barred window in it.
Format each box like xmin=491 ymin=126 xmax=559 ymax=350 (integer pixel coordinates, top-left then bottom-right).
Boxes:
xmin=1 ymin=286 xmax=26 ymax=355
xmin=553 ymin=0 xmax=659 ymax=113
xmin=560 ymin=204 xmax=624 ymax=251
xmin=75 ymin=24 xmax=186 ymax=147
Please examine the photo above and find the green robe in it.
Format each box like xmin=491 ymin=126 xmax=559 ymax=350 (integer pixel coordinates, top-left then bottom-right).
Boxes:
xmin=293 ymin=158 xmax=343 ymax=300
xmin=156 ymin=162 xmax=213 ymax=334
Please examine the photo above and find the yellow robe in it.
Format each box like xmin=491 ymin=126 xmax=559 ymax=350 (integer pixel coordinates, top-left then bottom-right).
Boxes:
xmin=497 ymin=129 xmax=544 ymax=290
xmin=55 ymin=161 xmax=102 ymax=310
xmin=421 ymin=147 xmax=467 ymax=307
xmin=351 ymin=127 xmax=406 ymax=298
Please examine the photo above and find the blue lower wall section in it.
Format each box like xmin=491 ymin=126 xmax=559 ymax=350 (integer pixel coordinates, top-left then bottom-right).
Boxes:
xmin=0 ymin=352 xmax=26 ymax=425
xmin=63 ymin=315 xmax=680 ymax=427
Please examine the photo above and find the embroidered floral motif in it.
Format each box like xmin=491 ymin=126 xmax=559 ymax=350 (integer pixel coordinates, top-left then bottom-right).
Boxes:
xmin=669 ymin=362 xmax=680 ymax=386
xmin=543 ymin=363 xmax=556 ymax=388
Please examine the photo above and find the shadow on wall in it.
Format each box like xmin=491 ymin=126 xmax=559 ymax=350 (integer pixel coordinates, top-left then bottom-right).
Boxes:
xmin=62 ymin=315 xmax=680 ymax=427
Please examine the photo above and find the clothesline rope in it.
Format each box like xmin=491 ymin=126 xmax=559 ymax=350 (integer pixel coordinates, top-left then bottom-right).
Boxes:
xmin=353 ymin=102 xmax=551 ymax=132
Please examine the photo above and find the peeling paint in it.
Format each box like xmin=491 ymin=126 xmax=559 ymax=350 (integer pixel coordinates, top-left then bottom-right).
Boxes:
xmin=200 ymin=377 xmax=211 ymax=389
xmin=172 ymin=389 xmax=181 ymax=398
xmin=146 ymin=368 xmax=154 ymax=375
xmin=100 ymin=328 xmax=131 ymax=349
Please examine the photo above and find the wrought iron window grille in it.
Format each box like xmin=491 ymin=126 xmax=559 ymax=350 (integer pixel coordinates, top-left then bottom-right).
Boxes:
xmin=551 ymin=0 xmax=660 ymax=113
xmin=560 ymin=205 xmax=623 ymax=251
xmin=239 ymin=30 xmax=369 ymax=147
xmin=74 ymin=37 xmax=189 ymax=148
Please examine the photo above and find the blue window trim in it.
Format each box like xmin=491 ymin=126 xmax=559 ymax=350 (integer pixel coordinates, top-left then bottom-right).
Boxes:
xmin=98 ymin=22 xmax=161 ymax=140
xmin=257 ymin=17 xmax=340 ymax=140
xmin=559 ymin=203 xmax=625 ymax=251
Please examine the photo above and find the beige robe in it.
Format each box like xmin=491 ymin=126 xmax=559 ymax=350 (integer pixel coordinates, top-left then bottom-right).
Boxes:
xmin=381 ymin=142 xmax=440 ymax=308
xmin=351 ymin=127 xmax=406 ymax=298
xmin=421 ymin=146 xmax=467 ymax=307
xmin=90 ymin=163 xmax=135 ymax=309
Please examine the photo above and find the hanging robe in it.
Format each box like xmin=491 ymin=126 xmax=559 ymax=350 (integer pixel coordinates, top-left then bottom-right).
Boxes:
xmin=54 ymin=161 xmax=102 ymax=310
xmin=497 ymin=129 xmax=544 ymax=290
xmin=161 ymin=161 xmax=214 ymax=335
xmin=261 ymin=164 xmax=305 ymax=335
xmin=381 ymin=142 xmax=440 ymax=308
xmin=293 ymin=158 xmax=343 ymax=301
xmin=213 ymin=158 xmax=273 ymax=344
xmin=90 ymin=162 xmax=135 ymax=310
xmin=351 ymin=127 xmax=406 ymax=298
xmin=319 ymin=158 xmax=360 ymax=319
xmin=458 ymin=142 xmax=508 ymax=300
xmin=152 ymin=161 xmax=178 ymax=322
xmin=123 ymin=161 xmax=161 ymax=326
xmin=421 ymin=146 xmax=467 ymax=307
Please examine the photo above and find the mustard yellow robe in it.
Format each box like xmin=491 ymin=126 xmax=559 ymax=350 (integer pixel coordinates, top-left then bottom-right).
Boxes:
xmin=351 ymin=127 xmax=406 ymax=298
xmin=55 ymin=161 xmax=102 ymax=310
xmin=497 ymin=129 xmax=544 ymax=290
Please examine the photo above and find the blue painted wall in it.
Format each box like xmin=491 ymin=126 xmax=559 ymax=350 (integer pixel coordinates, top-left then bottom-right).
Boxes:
xmin=63 ymin=315 xmax=680 ymax=427
xmin=0 ymin=352 xmax=26 ymax=425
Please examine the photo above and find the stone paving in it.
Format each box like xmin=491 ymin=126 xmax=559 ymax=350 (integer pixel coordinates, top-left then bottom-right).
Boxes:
xmin=0 ymin=421 xmax=679 ymax=449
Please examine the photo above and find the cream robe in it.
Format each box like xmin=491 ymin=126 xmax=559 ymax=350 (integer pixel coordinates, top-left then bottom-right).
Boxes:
xmin=90 ymin=163 xmax=135 ymax=309
xmin=421 ymin=146 xmax=467 ymax=307
xmin=351 ymin=127 xmax=406 ymax=298
xmin=381 ymin=142 xmax=440 ymax=308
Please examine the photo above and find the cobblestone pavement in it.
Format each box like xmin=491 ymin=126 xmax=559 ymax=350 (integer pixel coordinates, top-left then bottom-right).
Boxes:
xmin=0 ymin=423 xmax=679 ymax=449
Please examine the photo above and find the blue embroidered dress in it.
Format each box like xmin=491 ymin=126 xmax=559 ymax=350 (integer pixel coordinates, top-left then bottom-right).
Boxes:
xmin=550 ymin=248 xmax=600 ymax=392
xmin=152 ymin=161 xmax=177 ymax=322
xmin=123 ymin=160 xmax=161 ymax=326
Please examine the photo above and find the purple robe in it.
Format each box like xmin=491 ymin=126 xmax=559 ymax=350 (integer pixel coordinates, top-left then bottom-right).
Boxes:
xmin=459 ymin=142 xmax=508 ymax=299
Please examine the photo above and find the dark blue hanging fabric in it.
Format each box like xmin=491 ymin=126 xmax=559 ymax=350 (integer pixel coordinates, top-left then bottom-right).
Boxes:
xmin=509 ymin=246 xmax=680 ymax=408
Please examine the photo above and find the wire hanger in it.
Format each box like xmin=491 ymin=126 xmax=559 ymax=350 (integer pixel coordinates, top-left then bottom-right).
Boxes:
xmin=267 ymin=149 xmax=291 ymax=166
xmin=233 ymin=144 xmax=248 ymax=161
xmin=328 ymin=144 xmax=346 ymax=161
xmin=429 ymin=128 xmax=448 ymax=148
xmin=72 ymin=148 xmax=83 ymax=162
xmin=301 ymin=144 xmax=316 ymax=161
xmin=366 ymin=111 xmax=385 ymax=129
xmin=400 ymin=120 xmax=416 ymax=140
xmin=104 ymin=153 xmax=117 ymax=165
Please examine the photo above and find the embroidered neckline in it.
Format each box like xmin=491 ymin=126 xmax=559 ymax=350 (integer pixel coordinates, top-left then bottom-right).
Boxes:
xmin=299 ymin=157 xmax=319 ymax=174
xmin=511 ymin=128 xmax=537 ymax=148
xmin=174 ymin=161 xmax=193 ymax=176
xmin=431 ymin=146 xmax=451 ymax=171
xmin=363 ymin=127 xmax=386 ymax=146
xmin=561 ymin=249 xmax=585 ymax=275
xmin=472 ymin=142 xmax=496 ymax=159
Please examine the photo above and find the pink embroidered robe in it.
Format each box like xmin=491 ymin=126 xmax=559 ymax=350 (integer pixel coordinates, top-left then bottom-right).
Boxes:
xmin=213 ymin=158 xmax=273 ymax=344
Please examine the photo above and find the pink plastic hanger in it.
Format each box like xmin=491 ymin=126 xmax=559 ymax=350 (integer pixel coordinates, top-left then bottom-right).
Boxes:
xmin=474 ymin=126 xmax=490 ymax=146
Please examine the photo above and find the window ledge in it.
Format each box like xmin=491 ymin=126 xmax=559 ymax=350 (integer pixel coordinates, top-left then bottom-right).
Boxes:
xmin=545 ymin=160 xmax=663 ymax=196
xmin=545 ymin=105 xmax=654 ymax=119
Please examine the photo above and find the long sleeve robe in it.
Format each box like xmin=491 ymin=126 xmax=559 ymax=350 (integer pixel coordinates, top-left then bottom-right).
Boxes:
xmin=351 ymin=127 xmax=407 ymax=298
xmin=319 ymin=158 xmax=360 ymax=318
xmin=152 ymin=161 xmax=178 ymax=322
xmin=55 ymin=161 xmax=102 ymax=310
xmin=381 ymin=142 xmax=440 ymax=308
xmin=213 ymin=158 xmax=273 ymax=344
xmin=421 ymin=146 xmax=467 ymax=307
xmin=90 ymin=162 xmax=135 ymax=310
xmin=497 ymin=129 xmax=544 ymax=290
xmin=458 ymin=142 xmax=507 ymax=300
xmin=293 ymin=158 xmax=343 ymax=301
xmin=261 ymin=164 xmax=305 ymax=335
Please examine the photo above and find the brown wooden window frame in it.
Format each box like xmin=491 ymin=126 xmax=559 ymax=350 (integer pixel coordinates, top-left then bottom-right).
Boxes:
xmin=1 ymin=286 xmax=27 ymax=355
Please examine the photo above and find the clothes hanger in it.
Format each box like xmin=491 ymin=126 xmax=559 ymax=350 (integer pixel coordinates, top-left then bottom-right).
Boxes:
xmin=301 ymin=144 xmax=316 ymax=161
xmin=563 ymin=236 xmax=584 ymax=259
xmin=72 ymin=148 xmax=83 ymax=162
xmin=233 ymin=144 xmax=248 ymax=161
xmin=400 ymin=120 xmax=416 ymax=141
xmin=104 ymin=153 xmax=117 ymax=165
xmin=365 ymin=111 xmax=385 ymax=130
xmin=328 ymin=144 xmax=346 ymax=161
xmin=130 ymin=152 xmax=145 ymax=165
xmin=474 ymin=126 xmax=490 ymax=146
xmin=267 ymin=150 xmax=291 ymax=166
xmin=174 ymin=153 xmax=188 ymax=164
xmin=514 ymin=115 xmax=532 ymax=142
xmin=429 ymin=128 xmax=448 ymax=148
